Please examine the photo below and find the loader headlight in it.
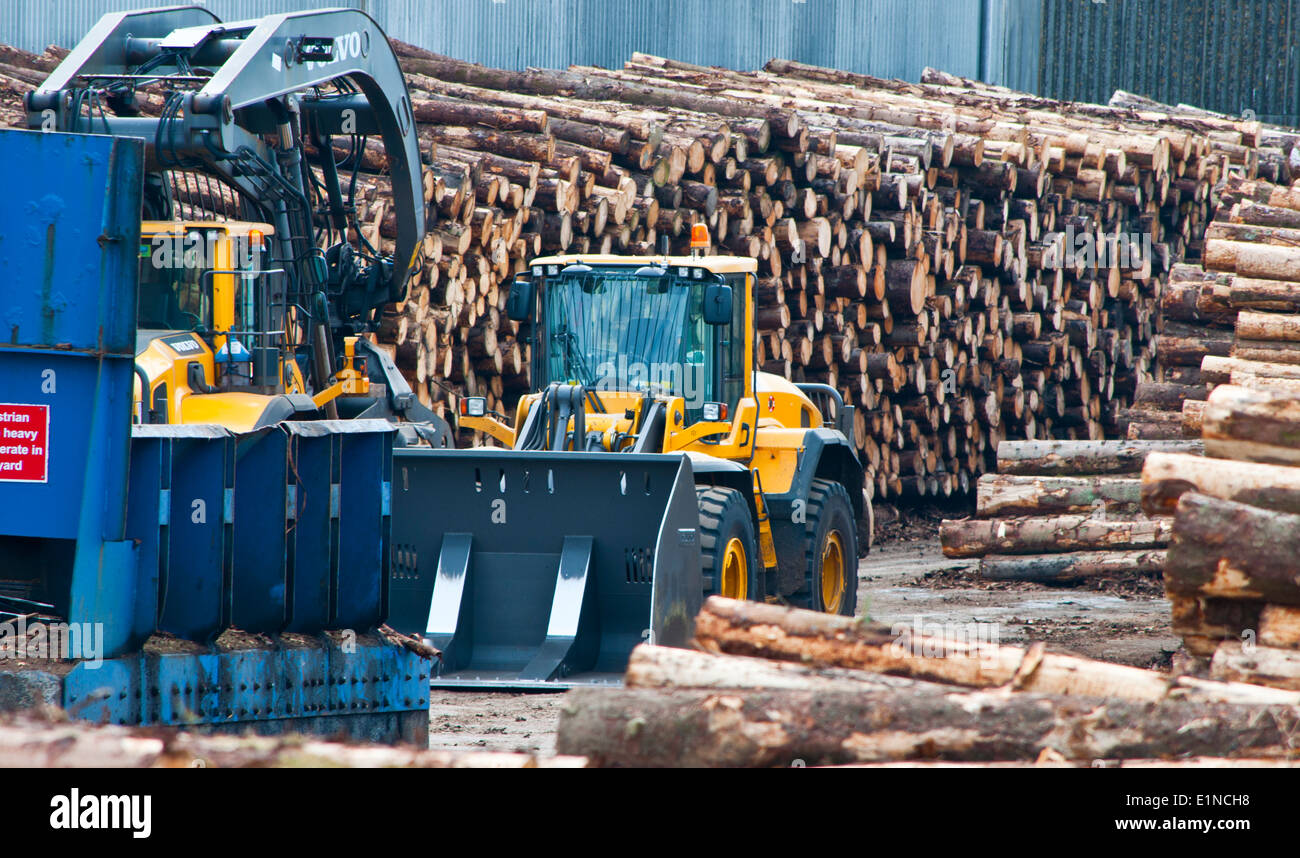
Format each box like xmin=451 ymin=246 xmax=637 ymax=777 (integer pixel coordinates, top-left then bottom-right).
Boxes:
xmin=702 ymin=402 xmax=728 ymax=422
xmin=459 ymin=397 xmax=487 ymax=418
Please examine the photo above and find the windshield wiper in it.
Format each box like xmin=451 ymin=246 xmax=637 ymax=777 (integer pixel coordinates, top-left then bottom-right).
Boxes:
xmin=550 ymin=326 xmax=605 ymax=413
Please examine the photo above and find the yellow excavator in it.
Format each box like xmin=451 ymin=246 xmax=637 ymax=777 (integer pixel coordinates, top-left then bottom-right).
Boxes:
xmin=29 ymin=5 xmax=452 ymax=445
xmin=387 ymin=225 xmax=870 ymax=686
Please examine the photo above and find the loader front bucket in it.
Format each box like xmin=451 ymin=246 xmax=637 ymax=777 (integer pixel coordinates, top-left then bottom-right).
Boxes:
xmin=388 ymin=450 xmax=702 ymax=688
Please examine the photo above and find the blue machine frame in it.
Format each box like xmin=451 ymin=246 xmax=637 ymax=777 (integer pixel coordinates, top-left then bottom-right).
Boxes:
xmin=0 ymin=128 xmax=427 ymax=739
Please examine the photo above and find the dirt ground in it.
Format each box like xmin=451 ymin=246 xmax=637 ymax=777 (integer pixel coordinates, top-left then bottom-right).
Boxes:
xmin=424 ymin=503 xmax=1180 ymax=754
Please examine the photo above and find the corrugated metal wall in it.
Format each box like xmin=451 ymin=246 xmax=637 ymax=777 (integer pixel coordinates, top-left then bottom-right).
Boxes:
xmin=1040 ymin=0 xmax=1300 ymax=124
xmin=4 ymin=0 xmax=1296 ymax=124
xmin=2 ymin=0 xmax=1011 ymax=83
xmin=383 ymin=0 xmax=987 ymax=82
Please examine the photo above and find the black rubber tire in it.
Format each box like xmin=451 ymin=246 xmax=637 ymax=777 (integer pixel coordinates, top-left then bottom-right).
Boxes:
xmin=697 ymin=486 xmax=763 ymax=602
xmin=797 ymin=479 xmax=858 ymax=616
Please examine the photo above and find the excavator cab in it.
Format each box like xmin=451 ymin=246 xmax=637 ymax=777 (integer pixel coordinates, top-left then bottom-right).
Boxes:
xmin=131 ymin=221 xmax=332 ymax=430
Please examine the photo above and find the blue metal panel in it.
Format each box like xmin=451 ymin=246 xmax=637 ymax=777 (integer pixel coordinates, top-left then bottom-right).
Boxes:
xmin=230 ymin=427 xmax=289 ymax=633
xmin=63 ymin=658 xmax=140 ymax=726
xmin=58 ymin=641 xmax=428 ymax=728
xmin=1038 ymin=0 xmax=1300 ymax=124
xmin=0 ymin=128 xmax=142 ymax=658
xmin=130 ymin=424 xmax=234 ymax=643
xmin=283 ymin=422 xmax=334 ymax=633
xmin=124 ymin=432 xmax=166 ymax=647
xmin=331 ymin=419 xmax=395 ymax=632
xmin=1 ymin=1 xmax=995 ymax=84
xmin=0 ymin=129 xmax=139 ymax=353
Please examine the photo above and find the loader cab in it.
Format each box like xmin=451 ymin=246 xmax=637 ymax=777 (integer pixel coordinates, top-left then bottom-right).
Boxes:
xmin=521 ymin=254 xmax=755 ymax=426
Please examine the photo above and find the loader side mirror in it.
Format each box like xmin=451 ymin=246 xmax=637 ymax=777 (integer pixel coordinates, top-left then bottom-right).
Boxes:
xmin=507 ymin=277 xmax=535 ymax=321
xmin=703 ymin=282 xmax=733 ymax=326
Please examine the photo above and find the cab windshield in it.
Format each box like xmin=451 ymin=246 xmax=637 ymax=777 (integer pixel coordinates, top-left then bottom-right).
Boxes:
xmin=137 ymin=230 xmax=212 ymax=332
xmin=543 ymin=269 xmax=712 ymax=403
xmin=136 ymin=228 xmax=267 ymax=336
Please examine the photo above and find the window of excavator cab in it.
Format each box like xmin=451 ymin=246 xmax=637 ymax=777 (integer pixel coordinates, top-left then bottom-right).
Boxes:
xmin=137 ymin=228 xmax=217 ymax=333
xmin=542 ymin=269 xmax=714 ymax=415
xmin=232 ymin=240 xmax=266 ymax=334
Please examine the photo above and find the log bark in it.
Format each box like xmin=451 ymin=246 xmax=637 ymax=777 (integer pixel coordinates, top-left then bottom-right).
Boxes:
xmin=1236 ymin=310 xmax=1300 ymax=342
xmin=1202 ymin=355 xmax=1300 ymax=385
xmin=1141 ymin=451 xmax=1300 ymax=516
xmin=979 ymin=549 xmax=1166 ymax=583
xmin=996 ymin=439 xmax=1203 ymax=476
xmin=555 ymin=685 xmax=1300 ymax=766
xmin=1164 ymin=491 xmax=1300 ymax=605
xmin=692 ymin=597 xmax=1172 ymax=700
xmin=0 ymin=718 xmax=586 ymax=768
xmin=1211 ymin=641 xmax=1300 ymax=692
xmin=1170 ymin=595 xmax=1265 ymax=656
xmin=975 ymin=474 xmax=1141 ymax=516
xmin=940 ymin=515 xmax=1172 ymax=558
xmin=1203 ymin=383 xmax=1300 ymax=466
xmin=1260 ymin=604 xmax=1300 ymax=648
xmin=624 ymin=644 xmax=943 ymax=693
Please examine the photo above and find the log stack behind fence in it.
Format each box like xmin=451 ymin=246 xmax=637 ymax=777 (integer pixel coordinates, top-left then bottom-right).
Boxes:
xmin=0 ymin=41 xmax=1286 ymax=505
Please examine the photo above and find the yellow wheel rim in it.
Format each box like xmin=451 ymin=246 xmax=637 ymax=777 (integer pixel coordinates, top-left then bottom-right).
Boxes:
xmin=720 ymin=537 xmax=748 ymax=600
xmin=821 ymin=531 xmax=846 ymax=613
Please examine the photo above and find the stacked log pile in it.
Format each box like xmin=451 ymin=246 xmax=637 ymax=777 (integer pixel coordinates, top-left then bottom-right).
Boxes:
xmin=1134 ymin=172 xmax=1300 ymax=439
xmin=0 ymin=42 xmax=1274 ymax=498
xmin=1143 ymin=439 xmax=1300 ymax=688
xmin=385 ymin=50 xmax=1256 ymax=494
xmin=555 ymin=598 xmax=1300 ymax=766
xmin=937 ymin=439 xmax=1199 ymax=584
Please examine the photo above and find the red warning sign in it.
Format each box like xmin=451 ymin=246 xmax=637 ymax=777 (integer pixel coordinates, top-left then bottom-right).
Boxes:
xmin=0 ymin=403 xmax=49 ymax=483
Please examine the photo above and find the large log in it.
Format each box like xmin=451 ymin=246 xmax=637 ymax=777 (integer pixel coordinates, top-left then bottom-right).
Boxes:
xmin=1222 ymin=275 xmax=1300 ymax=312
xmin=692 ymin=597 xmax=1173 ymax=700
xmin=1204 ymin=239 xmax=1300 ymax=281
xmin=1236 ymin=310 xmax=1300 ymax=342
xmin=978 ymin=549 xmax=1166 ymax=583
xmin=555 ymin=685 xmax=1300 ymax=766
xmin=975 ymin=474 xmax=1142 ymax=516
xmin=1141 ymin=451 xmax=1300 ymax=516
xmin=996 ymin=439 xmax=1203 ymax=476
xmin=624 ymin=644 xmax=942 ymax=693
xmin=940 ymin=515 xmax=1172 ymax=558
xmin=1202 ymin=384 xmax=1300 ymax=466
xmin=410 ymin=97 xmax=550 ymax=133
xmin=0 ymin=718 xmax=586 ymax=768
xmin=1164 ymin=491 xmax=1300 ymax=605
xmin=1201 ymin=355 xmax=1300 ymax=385
xmin=1211 ymin=641 xmax=1300 ymax=692
xmin=1233 ymin=338 xmax=1300 ymax=365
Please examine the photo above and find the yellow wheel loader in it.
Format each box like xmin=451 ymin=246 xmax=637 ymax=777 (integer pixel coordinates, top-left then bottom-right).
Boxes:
xmin=388 ymin=226 xmax=870 ymax=687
